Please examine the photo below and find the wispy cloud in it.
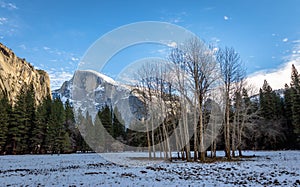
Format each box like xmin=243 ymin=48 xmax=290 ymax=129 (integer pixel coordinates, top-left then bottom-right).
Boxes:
xmin=202 ymin=7 xmax=215 ymax=11
xmin=40 ymin=46 xmax=80 ymax=66
xmin=11 ymin=43 xmax=76 ymax=90
xmin=282 ymin=38 xmax=289 ymax=42
xmin=41 ymin=47 xmax=80 ymax=89
xmin=0 ymin=17 xmax=8 ymax=24
xmin=43 ymin=46 xmax=50 ymax=50
xmin=71 ymin=57 xmax=79 ymax=62
xmin=48 ymin=70 xmax=73 ymax=90
xmin=285 ymin=40 xmax=300 ymax=62
xmin=0 ymin=11 xmax=19 ymax=37
xmin=0 ymin=1 xmax=18 ymax=10
xmin=160 ymin=10 xmax=187 ymax=24
xmin=15 ymin=44 xmax=79 ymax=90
xmin=18 ymin=44 xmax=26 ymax=50
xmin=248 ymin=40 xmax=300 ymax=90
xmin=224 ymin=16 xmax=229 ymax=21
xmin=210 ymin=37 xmax=221 ymax=44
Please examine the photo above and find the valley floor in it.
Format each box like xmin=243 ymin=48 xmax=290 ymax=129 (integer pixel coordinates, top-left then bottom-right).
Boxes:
xmin=0 ymin=151 xmax=299 ymax=186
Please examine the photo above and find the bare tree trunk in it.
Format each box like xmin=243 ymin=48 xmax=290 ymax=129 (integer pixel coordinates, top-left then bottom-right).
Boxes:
xmin=163 ymin=121 xmax=171 ymax=159
xmin=184 ymin=107 xmax=191 ymax=161
xmin=199 ymin=105 xmax=205 ymax=161
xmin=232 ymin=100 xmax=237 ymax=158
xmin=181 ymin=78 xmax=191 ymax=161
xmin=233 ymin=101 xmax=241 ymax=157
xmin=210 ymin=95 xmax=219 ymax=159
xmin=212 ymin=141 xmax=216 ymax=158
xmin=231 ymin=122 xmax=236 ymax=157
xmin=178 ymin=119 xmax=185 ymax=160
xmin=158 ymin=127 xmax=163 ymax=158
xmin=151 ymin=110 xmax=156 ymax=158
xmin=237 ymin=117 xmax=244 ymax=157
xmin=193 ymin=95 xmax=198 ymax=161
xmin=224 ymin=95 xmax=231 ymax=159
xmin=144 ymin=118 xmax=152 ymax=158
xmin=210 ymin=123 xmax=215 ymax=158
xmin=236 ymin=112 xmax=241 ymax=157
xmin=237 ymin=123 xmax=243 ymax=157
xmin=217 ymin=47 xmax=244 ymax=159
xmin=172 ymin=117 xmax=180 ymax=160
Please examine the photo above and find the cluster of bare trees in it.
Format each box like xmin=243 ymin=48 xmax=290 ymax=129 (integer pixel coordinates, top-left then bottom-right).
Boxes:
xmin=131 ymin=37 xmax=253 ymax=161
xmin=132 ymin=62 xmax=174 ymax=159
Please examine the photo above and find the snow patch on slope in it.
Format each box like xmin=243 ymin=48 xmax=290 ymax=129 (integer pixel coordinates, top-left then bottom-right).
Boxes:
xmin=77 ymin=69 xmax=116 ymax=85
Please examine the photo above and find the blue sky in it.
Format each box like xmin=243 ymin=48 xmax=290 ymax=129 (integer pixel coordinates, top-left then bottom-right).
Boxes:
xmin=1 ymin=0 xmax=300 ymax=90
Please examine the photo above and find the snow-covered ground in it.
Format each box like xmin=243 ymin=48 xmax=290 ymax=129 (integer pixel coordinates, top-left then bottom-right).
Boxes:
xmin=0 ymin=151 xmax=299 ymax=186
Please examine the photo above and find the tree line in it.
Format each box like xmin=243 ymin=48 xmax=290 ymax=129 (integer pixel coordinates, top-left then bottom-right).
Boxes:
xmin=0 ymin=84 xmax=89 ymax=155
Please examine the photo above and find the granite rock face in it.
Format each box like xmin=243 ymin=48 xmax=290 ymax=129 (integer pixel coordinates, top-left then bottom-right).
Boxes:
xmin=0 ymin=42 xmax=51 ymax=104
xmin=52 ymin=70 xmax=153 ymax=126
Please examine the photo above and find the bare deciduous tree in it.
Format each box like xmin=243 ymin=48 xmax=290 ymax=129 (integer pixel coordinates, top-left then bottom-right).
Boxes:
xmin=170 ymin=37 xmax=218 ymax=161
xmin=217 ymin=46 xmax=243 ymax=159
xmin=169 ymin=47 xmax=192 ymax=161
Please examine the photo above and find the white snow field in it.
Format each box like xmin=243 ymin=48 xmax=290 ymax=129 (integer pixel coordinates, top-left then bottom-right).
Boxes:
xmin=0 ymin=151 xmax=299 ymax=186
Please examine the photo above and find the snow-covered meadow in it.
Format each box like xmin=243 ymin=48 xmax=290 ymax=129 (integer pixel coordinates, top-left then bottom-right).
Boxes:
xmin=0 ymin=151 xmax=299 ymax=186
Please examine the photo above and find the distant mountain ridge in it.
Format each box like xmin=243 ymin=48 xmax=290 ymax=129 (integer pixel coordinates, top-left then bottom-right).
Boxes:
xmin=52 ymin=70 xmax=116 ymax=109
xmin=52 ymin=70 xmax=166 ymax=126
xmin=0 ymin=42 xmax=51 ymax=104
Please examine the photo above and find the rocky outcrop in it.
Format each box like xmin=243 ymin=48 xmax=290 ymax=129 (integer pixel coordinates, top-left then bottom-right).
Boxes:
xmin=0 ymin=42 xmax=51 ymax=105
xmin=52 ymin=70 xmax=151 ymax=125
xmin=52 ymin=70 xmax=117 ymax=109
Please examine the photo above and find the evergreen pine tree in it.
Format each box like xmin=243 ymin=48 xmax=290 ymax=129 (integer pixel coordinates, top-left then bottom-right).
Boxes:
xmin=74 ymin=108 xmax=92 ymax=152
xmin=291 ymin=64 xmax=300 ymax=90
xmin=45 ymin=98 xmax=66 ymax=153
xmin=272 ymin=92 xmax=284 ymax=119
xmin=64 ymin=99 xmax=75 ymax=152
xmin=93 ymin=113 xmax=106 ymax=152
xmin=112 ymin=106 xmax=126 ymax=140
xmin=284 ymin=84 xmax=293 ymax=125
xmin=242 ymin=88 xmax=251 ymax=114
xmin=98 ymin=106 xmax=114 ymax=151
xmin=290 ymin=64 xmax=300 ymax=148
xmin=30 ymin=96 xmax=51 ymax=153
xmin=99 ymin=105 xmax=113 ymax=137
xmin=65 ymin=99 xmax=75 ymax=128
xmin=62 ymin=131 xmax=73 ymax=153
xmin=258 ymin=80 xmax=286 ymax=149
xmin=25 ymin=83 xmax=37 ymax=153
xmin=283 ymin=84 xmax=295 ymax=148
xmin=0 ymin=95 xmax=10 ymax=153
xmin=259 ymin=80 xmax=274 ymax=120
xmin=84 ymin=110 xmax=100 ymax=152
xmin=8 ymin=86 xmax=29 ymax=154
